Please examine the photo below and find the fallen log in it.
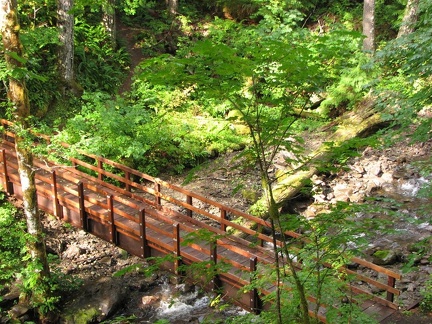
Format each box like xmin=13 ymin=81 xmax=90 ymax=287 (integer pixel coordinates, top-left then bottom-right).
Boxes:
xmin=250 ymin=95 xmax=386 ymax=216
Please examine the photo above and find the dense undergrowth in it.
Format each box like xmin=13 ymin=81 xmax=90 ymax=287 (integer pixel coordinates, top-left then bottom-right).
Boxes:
xmin=1 ymin=1 xmax=429 ymax=177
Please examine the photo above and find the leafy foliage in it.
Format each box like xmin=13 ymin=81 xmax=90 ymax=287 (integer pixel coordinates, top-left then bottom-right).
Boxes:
xmin=243 ymin=200 xmax=387 ymax=323
xmin=74 ymin=19 xmax=130 ymax=92
xmin=0 ymin=25 xmax=60 ymax=117
xmin=56 ymin=91 xmax=247 ymax=175
xmin=375 ymin=3 xmax=432 ymax=144
xmin=20 ymin=27 xmax=62 ymax=117
xmin=0 ymin=193 xmax=81 ymax=315
xmin=0 ymin=195 xmax=26 ymax=285
xmin=421 ymin=275 xmax=432 ymax=312
xmin=17 ymin=0 xmax=57 ymax=29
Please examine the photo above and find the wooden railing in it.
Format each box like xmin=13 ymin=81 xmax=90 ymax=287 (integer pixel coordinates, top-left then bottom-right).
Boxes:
xmin=0 ymin=119 xmax=402 ymax=319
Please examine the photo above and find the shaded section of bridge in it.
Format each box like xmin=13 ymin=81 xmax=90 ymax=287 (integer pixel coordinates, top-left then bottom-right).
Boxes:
xmin=0 ymin=120 xmax=401 ymax=323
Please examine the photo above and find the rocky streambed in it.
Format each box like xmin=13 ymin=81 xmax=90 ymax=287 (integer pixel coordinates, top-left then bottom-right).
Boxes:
xmin=304 ymin=140 xmax=432 ymax=309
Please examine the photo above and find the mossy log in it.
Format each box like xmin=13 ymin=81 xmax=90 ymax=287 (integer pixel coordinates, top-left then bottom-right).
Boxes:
xmin=251 ymin=96 xmax=385 ymax=216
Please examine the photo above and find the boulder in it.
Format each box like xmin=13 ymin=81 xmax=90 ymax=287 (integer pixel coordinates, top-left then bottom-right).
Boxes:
xmin=62 ymin=244 xmax=84 ymax=259
xmin=371 ymin=249 xmax=399 ymax=266
xmin=60 ymin=277 xmax=128 ymax=323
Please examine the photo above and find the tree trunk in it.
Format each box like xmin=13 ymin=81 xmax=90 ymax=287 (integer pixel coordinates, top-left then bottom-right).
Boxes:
xmin=362 ymin=0 xmax=375 ymax=52
xmin=57 ymin=0 xmax=76 ymax=92
xmin=0 ymin=0 xmax=51 ymax=319
xmin=397 ymin=0 xmax=420 ymax=38
xmin=102 ymin=0 xmax=117 ymax=48
xmin=166 ymin=0 xmax=178 ymax=16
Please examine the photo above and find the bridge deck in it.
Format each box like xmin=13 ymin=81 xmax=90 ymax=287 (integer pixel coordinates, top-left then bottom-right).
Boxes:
xmin=0 ymin=121 xmax=402 ymax=323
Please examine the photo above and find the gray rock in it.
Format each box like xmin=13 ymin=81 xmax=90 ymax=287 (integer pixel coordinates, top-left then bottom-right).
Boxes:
xmin=407 ymin=283 xmax=416 ymax=292
xmin=142 ymin=295 xmax=159 ymax=306
xmin=8 ymin=303 xmax=30 ymax=320
xmin=333 ymin=183 xmax=352 ymax=202
xmin=372 ymin=249 xmax=399 ymax=265
xmin=60 ymin=277 xmax=128 ymax=324
xmin=364 ymin=160 xmax=382 ymax=176
xmin=62 ymin=245 xmax=84 ymax=259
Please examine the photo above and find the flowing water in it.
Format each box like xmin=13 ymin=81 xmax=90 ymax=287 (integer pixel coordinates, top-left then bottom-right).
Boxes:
xmin=132 ymin=278 xmax=248 ymax=323
xmin=155 ymin=282 xmax=211 ymax=322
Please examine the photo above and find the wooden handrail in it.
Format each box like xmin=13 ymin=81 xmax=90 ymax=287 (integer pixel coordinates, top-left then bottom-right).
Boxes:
xmin=0 ymin=119 xmax=402 ymax=310
xmin=0 ymin=119 xmax=295 ymax=244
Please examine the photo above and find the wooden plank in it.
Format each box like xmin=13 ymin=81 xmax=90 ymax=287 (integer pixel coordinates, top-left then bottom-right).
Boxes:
xmin=162 ymin=207 xmax=275 ymax=260
xmin=51 ymin=171 xmax=62 ymax=218
xmin=114 ymin=216 xmax=140 ymax=236
xmin=362 ymin=303 xmax=396 ymax=322
xmin=69 ymin=157 xmax=155 ymax=197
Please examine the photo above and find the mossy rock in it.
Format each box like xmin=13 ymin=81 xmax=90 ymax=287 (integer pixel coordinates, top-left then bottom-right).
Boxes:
xmin=241 ymin=189 xmax=258 ymax=203
xmin=59 ymin=277 xmax=127 ymax=324
xmin=372 ymin=249 xmax=398 ymax=265
xmin=226 ymin=109 xmax=244 ymax=121
xmin=63 ymin=307 xmax=100 ymax=324
xmin=229 ymin=124 xmax=250 ymax=135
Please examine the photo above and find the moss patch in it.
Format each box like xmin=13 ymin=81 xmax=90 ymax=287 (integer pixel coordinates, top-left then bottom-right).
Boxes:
xmin=64 ymin=307 xmax=100 ymax=324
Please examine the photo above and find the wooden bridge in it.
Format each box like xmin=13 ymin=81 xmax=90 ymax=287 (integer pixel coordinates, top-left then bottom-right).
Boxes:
xmin=0 ymin=119 xmax=401 ymax=323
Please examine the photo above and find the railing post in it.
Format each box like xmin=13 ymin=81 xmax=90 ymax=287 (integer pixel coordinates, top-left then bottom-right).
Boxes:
xmin=257 ymin=224 xmax=263 ymax=247
xmin=51 ymin=171 xmax=62 ymax=219
xmin=139 ymin=208 xmax=150 ymax=258
xmin=249 ymin=256 xmax=261 ymax=314
xmin=125 ymin=171 xmax=131 ymax=192
xmin=77 ymin=181 xmax=87 ymax=231
xmin=186 ymin=195 xmax=192 ymax=217
xmin=210 ymin=241 xmax=221 ymax=292
xmin=97 ymin=159 xmax=104 ymax=181
xmin=173 ymin=223 xmax=182 ymax=276
xmin=107 ymin=195 xmax=117 ymax=245
xmin=387 ymin=276 xmax=396 ymax=302
xmin=154 ymin=181 xmax=161 ymax=208
xmin=220 ymin=209 xmax=227 ymax=231
xmin=1 ymin=149 xmax=13 ymax=194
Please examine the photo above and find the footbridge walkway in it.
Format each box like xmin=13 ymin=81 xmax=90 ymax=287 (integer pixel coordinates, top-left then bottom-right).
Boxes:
xmin=0 ymin=119 xmax=401 ymax=323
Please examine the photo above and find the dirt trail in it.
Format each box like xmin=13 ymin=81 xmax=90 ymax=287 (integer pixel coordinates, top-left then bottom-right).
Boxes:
xmin=117 ymin=21 xmax=145 ymax=94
